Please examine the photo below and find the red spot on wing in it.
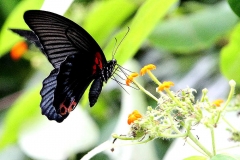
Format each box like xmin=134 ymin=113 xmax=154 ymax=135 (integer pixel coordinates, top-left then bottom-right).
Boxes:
xmin=59 ymin=102 xmax=68 ymax=116
xmin=59 ymin=99 xmax=77 ymax=116
xmin=92 ymin=52 xmax=103 ymax=74
xmin=68 ymin=100 xmax=77 ymax=113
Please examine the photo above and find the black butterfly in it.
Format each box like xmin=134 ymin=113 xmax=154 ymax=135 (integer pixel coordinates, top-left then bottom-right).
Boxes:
xmin=10 ymin=10 xmax=117 ymax=122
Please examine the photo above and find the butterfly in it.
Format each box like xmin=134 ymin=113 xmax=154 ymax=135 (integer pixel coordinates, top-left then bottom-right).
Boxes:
xmin=10 ymin=10 xmax=118 ymax=122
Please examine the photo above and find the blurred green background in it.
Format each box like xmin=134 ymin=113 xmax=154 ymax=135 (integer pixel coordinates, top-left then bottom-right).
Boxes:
xmin=0 ymin=0 xmax=240 ymax=159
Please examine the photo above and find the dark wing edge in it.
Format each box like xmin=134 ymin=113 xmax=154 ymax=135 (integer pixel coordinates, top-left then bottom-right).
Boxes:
xmin=40 ymin=68 xmax=66 ymax=122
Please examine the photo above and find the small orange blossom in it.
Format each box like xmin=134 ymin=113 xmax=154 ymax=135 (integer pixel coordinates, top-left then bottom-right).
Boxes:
xmin=127 ymin=110 xmax=142 ymax=125
xmin=126 ymin=72 xmax=138 ymax=86
xmin=10 ymin=41 xmax=28 ymax=60
xmin=158 ymin=81 xmax=174 ymax=91
xmin=140 ymin=64 xmax=156 ymax=76
xmin=212 ymin=99 xmax=224 ymax=107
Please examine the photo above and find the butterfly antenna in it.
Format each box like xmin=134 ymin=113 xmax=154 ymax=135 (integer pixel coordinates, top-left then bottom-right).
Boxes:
xmin=112 ymin=38 xmax=118 ymax=60
xmin=112 ymin=27 xmax=130 ymax=59
xmin=116 ymin=64 xmax=135 ymax=74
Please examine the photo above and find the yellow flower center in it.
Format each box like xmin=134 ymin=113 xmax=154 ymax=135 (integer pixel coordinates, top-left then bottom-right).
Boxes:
xmin=158 ymin=81 xmax=174 ymax=91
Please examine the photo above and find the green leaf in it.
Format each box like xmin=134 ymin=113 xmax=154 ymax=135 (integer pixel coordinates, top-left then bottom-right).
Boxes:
xmin=149 ymin=2 xmax=238 ymax=54
xmin=0 ymin=0 xmax=44 ymax=57
xmin=83 ymin=0 xmax=137 ymax=48
xmin=0 ymin=86 xmax=41 ymax=150
xmin=210 ymin=154 xmax=239 ymax=160
xmin=184 ymin=156 xmax=207 ymax=160
xmin=228 ymin=0 xmax=240 ymax=17
xmin=220 ymin=23 xmax=240 ymax=84
xmin=104 ymin=0 xmax=178 ymax=65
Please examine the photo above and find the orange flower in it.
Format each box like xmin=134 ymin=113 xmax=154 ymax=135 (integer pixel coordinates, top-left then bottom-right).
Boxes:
xmin=126 ymin=72 xmax=138 ymax=86
xmin=10 ymin=41 xmax=28 ymax=60
xmin=140 ymin=64 xmax=156 ymax=76
xmin=212 ymin=99 xmax=224 ymax=107
xmin=127 ymin=110 xmax=142 ymax=125
xmin=157 ymin=81 xmax=174 ymax=91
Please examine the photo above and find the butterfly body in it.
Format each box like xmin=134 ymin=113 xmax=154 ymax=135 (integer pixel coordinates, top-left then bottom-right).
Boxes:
xmin=89 ymin=59 xmax=117 ymax=107
xmin=10 ymin=10 xmax=117 ymax=122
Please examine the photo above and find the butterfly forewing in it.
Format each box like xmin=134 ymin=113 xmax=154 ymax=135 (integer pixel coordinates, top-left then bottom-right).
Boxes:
xmin=23 ymin=10 xmax=107 ymax=68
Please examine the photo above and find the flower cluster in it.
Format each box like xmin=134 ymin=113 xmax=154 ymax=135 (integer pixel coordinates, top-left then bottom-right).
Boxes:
xmin=112 ymin=64 xmax=239 ymax=158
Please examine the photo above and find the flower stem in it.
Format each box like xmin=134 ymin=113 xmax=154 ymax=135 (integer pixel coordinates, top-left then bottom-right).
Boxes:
xmin=210 ymin=127 xmax=216 ymax=156
xmin=221 ymin=115 xmax=238 ymax=132
xmin=133 ymin=80 xmax=159 ymax=102
xmin=200 ymin=88 xmax=208 ymax=102
xmin=188 ymin=131 xmax=213 ymax=157
xmin=185 ymin=139 xmax=208 ymax=156
xmin=165 ymin=89 xmax=186 ymax=110
xmin=147 ymin=70 xmax=162 ymax=86
xmin=215 ymin=80 xmax=235 ymax=124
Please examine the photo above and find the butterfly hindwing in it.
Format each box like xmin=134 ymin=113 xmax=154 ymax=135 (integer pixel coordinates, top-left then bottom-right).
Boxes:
xmin=40 ymin=53 xmax=103 ymax=122
xmin=40 ymin=68 xmax=66 ymax=122
xmin=53 ymin=54 xmax=97 ymax=118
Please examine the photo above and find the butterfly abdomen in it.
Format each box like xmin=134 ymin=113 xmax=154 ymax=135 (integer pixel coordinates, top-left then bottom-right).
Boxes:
xmin=89 ymin=78 xmax=103 ymax=107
